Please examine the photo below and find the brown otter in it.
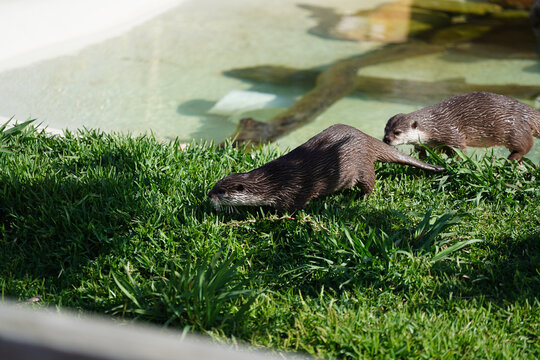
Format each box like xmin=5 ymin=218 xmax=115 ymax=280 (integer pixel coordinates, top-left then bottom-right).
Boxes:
xmin=383 ymin=92 xmax=540 ymax=161
xmin=208 ymin=124 xmax=444 ymax=210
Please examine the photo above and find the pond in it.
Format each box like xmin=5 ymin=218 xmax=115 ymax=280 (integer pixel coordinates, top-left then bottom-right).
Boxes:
xmin=0 ymin=0 xmax=539 ymax=161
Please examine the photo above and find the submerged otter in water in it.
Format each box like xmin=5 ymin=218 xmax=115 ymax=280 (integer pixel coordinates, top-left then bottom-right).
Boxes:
xmin=208 ymin=124 xmax=444 ymax=211
xmin=383 ymin=92 xmax=540 ymax=161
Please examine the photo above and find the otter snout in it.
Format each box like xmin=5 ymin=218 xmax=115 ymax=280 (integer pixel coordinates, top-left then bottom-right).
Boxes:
xmin=208 ymin=188 xmax=222 ymax=202
xmin=208 ymin=188 xmax=225 ymax=210
xmin=383 ymin=133 xmax=397 ymax=145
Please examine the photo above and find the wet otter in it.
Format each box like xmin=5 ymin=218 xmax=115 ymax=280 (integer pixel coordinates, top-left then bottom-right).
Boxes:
xmin=383 ymin=92 xmax=540 ymax=161
xmin=208 ymin=124 xmax=444 ymax=210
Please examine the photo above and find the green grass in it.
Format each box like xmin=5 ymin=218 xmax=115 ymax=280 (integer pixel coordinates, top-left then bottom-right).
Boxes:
xmin=0 ymin=124 xmax=538 ymax=359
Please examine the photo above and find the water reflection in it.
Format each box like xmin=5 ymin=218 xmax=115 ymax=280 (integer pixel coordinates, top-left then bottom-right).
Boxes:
xmin=226 ymin=0 xmax=539 ymax=152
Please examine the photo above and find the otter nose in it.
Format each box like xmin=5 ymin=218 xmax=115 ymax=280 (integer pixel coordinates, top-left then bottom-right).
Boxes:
xmin=383 ymin=136 xmax=390 ymax=144
xmin=208 ymin=188 xmax=223 ymax=200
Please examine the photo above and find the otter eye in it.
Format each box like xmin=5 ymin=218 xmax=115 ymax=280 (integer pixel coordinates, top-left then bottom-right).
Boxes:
xmin=236 ymin=184 xmax=244 ymax=191
xmin=394 ymin=130 xmax=402 ymax=136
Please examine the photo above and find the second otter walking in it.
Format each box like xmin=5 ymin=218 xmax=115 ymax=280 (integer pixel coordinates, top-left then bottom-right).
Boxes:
xmin=383 ymin=92 xmax=540 ymax=161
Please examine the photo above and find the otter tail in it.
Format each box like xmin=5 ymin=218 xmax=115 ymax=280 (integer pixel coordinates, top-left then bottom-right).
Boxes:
xmin=374 ymin=140 xmax=445 ymax=171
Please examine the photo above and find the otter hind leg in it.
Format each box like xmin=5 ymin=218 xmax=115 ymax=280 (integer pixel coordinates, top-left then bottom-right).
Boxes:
xmin=414 ymin=145 xmax=428 ymax=160
xmin=508 ymin=151 xmax=524 ymax=162
xmin=443 ymin=133 xmax=467 ymax=159
xmin=356 ymin=166 xmax=376 ymax=199
xmin=423 ymin=142 xmax=463 ymax=159
xmin=507 ymin=134 xmax=533 ymax=162
xmin=443 ymin=146 xmax=458 ymax=158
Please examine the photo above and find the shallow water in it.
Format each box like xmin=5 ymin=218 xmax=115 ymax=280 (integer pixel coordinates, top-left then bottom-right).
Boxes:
xmin=0 ymin=0 xmax=539 ymax=161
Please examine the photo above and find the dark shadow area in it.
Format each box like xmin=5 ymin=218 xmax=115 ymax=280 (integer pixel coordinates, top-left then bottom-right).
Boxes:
xmin=0 ymin=175 xmax=144 ymax=283
xmin=428 ymin=231 xmax=540 ymax=303
xmin=0 ymin=146 xmax=204 ymax=294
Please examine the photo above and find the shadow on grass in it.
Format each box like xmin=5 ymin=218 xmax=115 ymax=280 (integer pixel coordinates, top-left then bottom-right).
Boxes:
xmin=430 ymin=230 xmax=540 ymax=303
xmin=0 ymin=174 xmax=153 ymax=282
xmin=0 ymin=139 xmax=193 ymax=295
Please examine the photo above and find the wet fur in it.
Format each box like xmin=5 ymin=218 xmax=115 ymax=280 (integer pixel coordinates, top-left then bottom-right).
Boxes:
xmin=208 ymin=124 xmax=444 ymax=210
xmin=383 ymin=92 xmax=540 ymax=161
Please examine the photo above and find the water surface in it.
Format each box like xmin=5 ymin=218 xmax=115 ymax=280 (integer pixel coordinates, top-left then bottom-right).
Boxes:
xmin=0 ymin=0 xmax=538 ymax=161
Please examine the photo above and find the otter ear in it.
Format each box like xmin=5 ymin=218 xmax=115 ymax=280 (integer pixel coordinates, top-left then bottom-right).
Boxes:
xmin=389 ymin=113 xmax=400 ymax=122
xmin=411 ymin=121 xmax=418 ymax=129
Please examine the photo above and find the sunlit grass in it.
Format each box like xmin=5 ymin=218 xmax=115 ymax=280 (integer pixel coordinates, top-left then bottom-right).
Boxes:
xmin=0 ymin=123 xmax=538 ymax=358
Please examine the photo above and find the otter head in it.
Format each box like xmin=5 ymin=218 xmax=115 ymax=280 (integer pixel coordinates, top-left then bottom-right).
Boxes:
xmin=383 ymin=113 xmax=425 ymax=146
xmin=208 ymin=173 xmax=271 ymax=210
